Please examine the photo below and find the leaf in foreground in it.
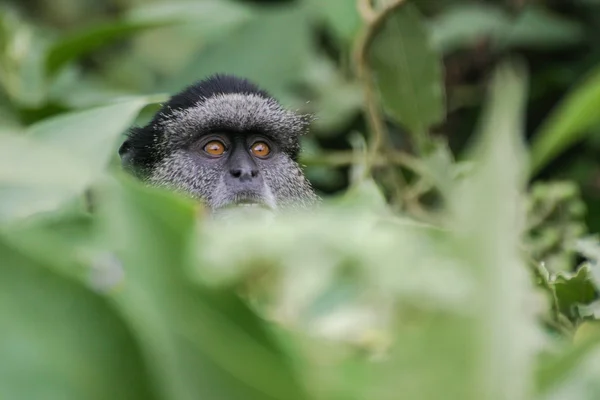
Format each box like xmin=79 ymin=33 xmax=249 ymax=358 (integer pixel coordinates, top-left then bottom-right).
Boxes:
xmin=448 ymin=60 xmax=537 ymax=400
xmin=28 ymin=97 xmax=152 ymax=174
xmin=94 ymin=175 xmax=308 ymax=400
xmin=0 ymin=234 xmax=154 ymax=400
xmin=0 ymin=134 xmax=92 ymax=223
xmin=0 ymin=98 xmax=152 ymax=223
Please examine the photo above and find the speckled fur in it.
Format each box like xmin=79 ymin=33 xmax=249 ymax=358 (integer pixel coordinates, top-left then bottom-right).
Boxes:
xmin=120 ymin=74 xmax=319 ymax=212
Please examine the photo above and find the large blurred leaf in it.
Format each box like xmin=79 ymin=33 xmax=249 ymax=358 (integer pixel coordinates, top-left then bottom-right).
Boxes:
xmin=28 ymin=96 xmax=155 ymax=172
xmin=529 ymin=65 xmax=600 ymax=175
xmin=447 ymin=60 xmax=536 ymax=400
xmin=0 ymin=98 xmax=151 ymax=223
xmin=349 ymin=59 xmax=533 ymax=400
xmin=45 ymin=0 xmax=252 ymax=79
xmin=0 ymin=234 xmax=155 ymax=400
xmin=0 ymin=134 xmax=92 ymax=223
xmin=94 ymin=175 xmax=308 ymax=400
xmin=366 ymin=2 xmax=445 ymax=150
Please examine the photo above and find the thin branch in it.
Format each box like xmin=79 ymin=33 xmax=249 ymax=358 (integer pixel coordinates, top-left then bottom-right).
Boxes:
xmin=353 ymin=0 xmax=408 ymax=178
xmin=300 ymin=150 xmax=421 ymax=171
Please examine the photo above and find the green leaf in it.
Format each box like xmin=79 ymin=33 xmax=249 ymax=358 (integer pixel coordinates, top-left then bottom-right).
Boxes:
xmin=0 ymin=233 xmax=155 ymax=400
xmin=366 ymin=2 xmax=445 ymax=152
xmin=45 ymin=0 xmax=252 ymax=79
xmin=529 ymin=65 xmax=600 ymax=175
xmin=0 ymin=98 xmax=152 ymax=223
xmin=448 ymin=60 xmax=536 ymax=400
xmin=553 ymin=265 xmax=597 ymax=319
xmin=94 ymin=175 xmax=309 ymax=400
xmin=0 ymin=134 xmax=93 ymax=223
xmin=28 ymin=97 xmax=153 ymax=173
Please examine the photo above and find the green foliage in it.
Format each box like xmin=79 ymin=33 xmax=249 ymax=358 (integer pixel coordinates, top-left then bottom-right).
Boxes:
xmin=530 ymin=66 xmax=600 ymax=175
xmin=2 ymin=0 xmax=600 ymax=399
xmin=366 ymin=2 xmax=445 ymax=153
xmin=525 ymin=181 xmax=588 ymax=273
xmin=429 ymin=4 xmax=583 ymax=54
xmin=0 ymin=234 xmax=155 ymax=400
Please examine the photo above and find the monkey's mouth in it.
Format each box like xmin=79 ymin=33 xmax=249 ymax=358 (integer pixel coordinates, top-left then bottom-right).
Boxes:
xmin=220 ymin=193 xmax=274 ymax=211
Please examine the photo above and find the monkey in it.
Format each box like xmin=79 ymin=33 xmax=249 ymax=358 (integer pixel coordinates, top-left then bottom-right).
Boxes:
xmin=118 ymin=74 xmax=320 ymax=214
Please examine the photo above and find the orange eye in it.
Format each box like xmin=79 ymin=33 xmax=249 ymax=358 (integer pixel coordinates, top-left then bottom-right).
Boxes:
xmin=204 ymin=140 xmax=226 ymax=156
xmin=251 ymin=141 xmax=270 ymax=158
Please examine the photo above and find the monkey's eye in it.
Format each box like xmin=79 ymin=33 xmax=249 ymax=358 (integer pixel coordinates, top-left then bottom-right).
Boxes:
xmin=251 ymin=141 xmax=271 ymax=158
xmin=204 ymin=140 xmax=226 ymax=156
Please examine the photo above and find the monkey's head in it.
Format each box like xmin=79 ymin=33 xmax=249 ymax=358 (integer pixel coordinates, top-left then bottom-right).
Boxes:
xmin=118 ymin=74 xmax=319 ymax=214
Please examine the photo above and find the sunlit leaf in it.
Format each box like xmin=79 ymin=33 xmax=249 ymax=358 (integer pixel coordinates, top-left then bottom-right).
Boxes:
xmin=366 ymin=2 xmax=445 ymax=151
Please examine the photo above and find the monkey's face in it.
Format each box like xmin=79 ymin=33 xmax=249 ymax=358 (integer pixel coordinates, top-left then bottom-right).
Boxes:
xmin=119 ymin=74 xmax=319 ymax=214
xmin=147 ymin=132 xmax=317 ymax=212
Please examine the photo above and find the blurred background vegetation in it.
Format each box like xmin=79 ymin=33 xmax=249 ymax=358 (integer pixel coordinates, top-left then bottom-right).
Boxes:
xmin=5 ymin=0 xmax=600 ymax=399
xmin=3 ymin=0 xmax=600 ymax=232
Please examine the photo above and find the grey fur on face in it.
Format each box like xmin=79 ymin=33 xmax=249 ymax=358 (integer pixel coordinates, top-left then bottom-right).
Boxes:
xmin=156 ymin=93 xmax=311 ymax=155
xmin=148 ymin=149 xmax=318 ymax=212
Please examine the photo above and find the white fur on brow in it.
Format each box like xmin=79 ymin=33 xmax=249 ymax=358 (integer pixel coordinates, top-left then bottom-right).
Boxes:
xmin=157 ymin=93 xmax=309 ymax=152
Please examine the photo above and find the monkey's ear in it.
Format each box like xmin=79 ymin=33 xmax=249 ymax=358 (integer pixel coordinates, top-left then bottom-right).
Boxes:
xmin=118 ymin=138 xmax=135 ymax=170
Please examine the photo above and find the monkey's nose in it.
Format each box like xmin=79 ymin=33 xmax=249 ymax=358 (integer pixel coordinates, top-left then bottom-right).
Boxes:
xmin=230 ymin=167 xmax=259 ymax=180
